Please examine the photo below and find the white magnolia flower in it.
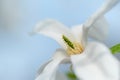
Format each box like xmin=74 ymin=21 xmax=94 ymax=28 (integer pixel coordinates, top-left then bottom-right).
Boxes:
xmin=34 ymin=0 xmax=120 ymax=80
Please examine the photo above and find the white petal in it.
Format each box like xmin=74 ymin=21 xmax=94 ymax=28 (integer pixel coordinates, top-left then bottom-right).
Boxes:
xmin=88 ymin=16 xmax=109 ymax=41
xmin=82 ymin=0 xmax=119 ymax=41
xmin=84 ymin=0 xmax=119 ymax=29
xmin=71 ymin=42 xmax=120 ymax=80
xmin=71 ymin=24 xmax=87 ymax=47
xmin=35 ymin=49 xmax=69 ymax=80
xmin=52 ymin=48 xmax=70 ymax=63
xmin=33 ymin=19 xmax=75 ymax=49
xmin=71 ymin=17 xmax=108 ymax=47
xmin=36 ymin=60 xmax=52 ymax=78
xmin=71 ymin=24 xmax=83 ymax=43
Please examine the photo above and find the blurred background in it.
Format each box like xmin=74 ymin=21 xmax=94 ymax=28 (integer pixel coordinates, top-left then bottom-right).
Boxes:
xmin=0 ymin=0 xmax=120 ymax=80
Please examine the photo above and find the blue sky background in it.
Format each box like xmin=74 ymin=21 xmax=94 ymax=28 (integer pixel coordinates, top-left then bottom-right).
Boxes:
xmin=0 ymin=0 xmax=120 ymax=80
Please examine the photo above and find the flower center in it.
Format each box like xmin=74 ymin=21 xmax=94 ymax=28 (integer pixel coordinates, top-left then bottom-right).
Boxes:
xmin=62 ymin=35 xmax=84 ymax=55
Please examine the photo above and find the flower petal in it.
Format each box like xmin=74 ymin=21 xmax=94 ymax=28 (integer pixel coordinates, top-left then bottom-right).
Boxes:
xmin=83 ymin=0 xmax=119 ymax=41
xmin=34 ymin=19 xmax=75 ymax=49
xmin=71 ymin=24 xmax=87 ymax=47
xmin=71 ymin=17 xmax=108 ymax=47
xmin=88 ymin=16 xmax=108 ymax=41
xmin=71 ymin=24 xmax=83 ymax=43
xmin=36 ymin=60 xmax=52 ymax=78
xmin=84 ymin=0 xmax=119 ymax=29
xmin=35 ymin=49 xmax=70 ymax=80
xmin=71 ymin=42 xmax=120 ymax=80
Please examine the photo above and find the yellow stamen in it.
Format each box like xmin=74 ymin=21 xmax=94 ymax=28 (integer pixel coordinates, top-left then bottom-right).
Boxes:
xmin=67 ymin=42 xmax=84 ymax=55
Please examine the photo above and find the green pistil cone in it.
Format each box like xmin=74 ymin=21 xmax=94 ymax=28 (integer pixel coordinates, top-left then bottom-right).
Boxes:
xmin=62 ymin=35 xmax=74 ymax=49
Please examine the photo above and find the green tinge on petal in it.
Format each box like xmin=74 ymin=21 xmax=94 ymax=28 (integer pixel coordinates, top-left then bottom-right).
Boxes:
xmin=110 ymin=43 xmax=120 ymax=54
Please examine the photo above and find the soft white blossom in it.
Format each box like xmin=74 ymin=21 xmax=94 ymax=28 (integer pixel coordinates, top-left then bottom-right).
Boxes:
xmin=34 ymin=0 xmax=120 ymax=80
